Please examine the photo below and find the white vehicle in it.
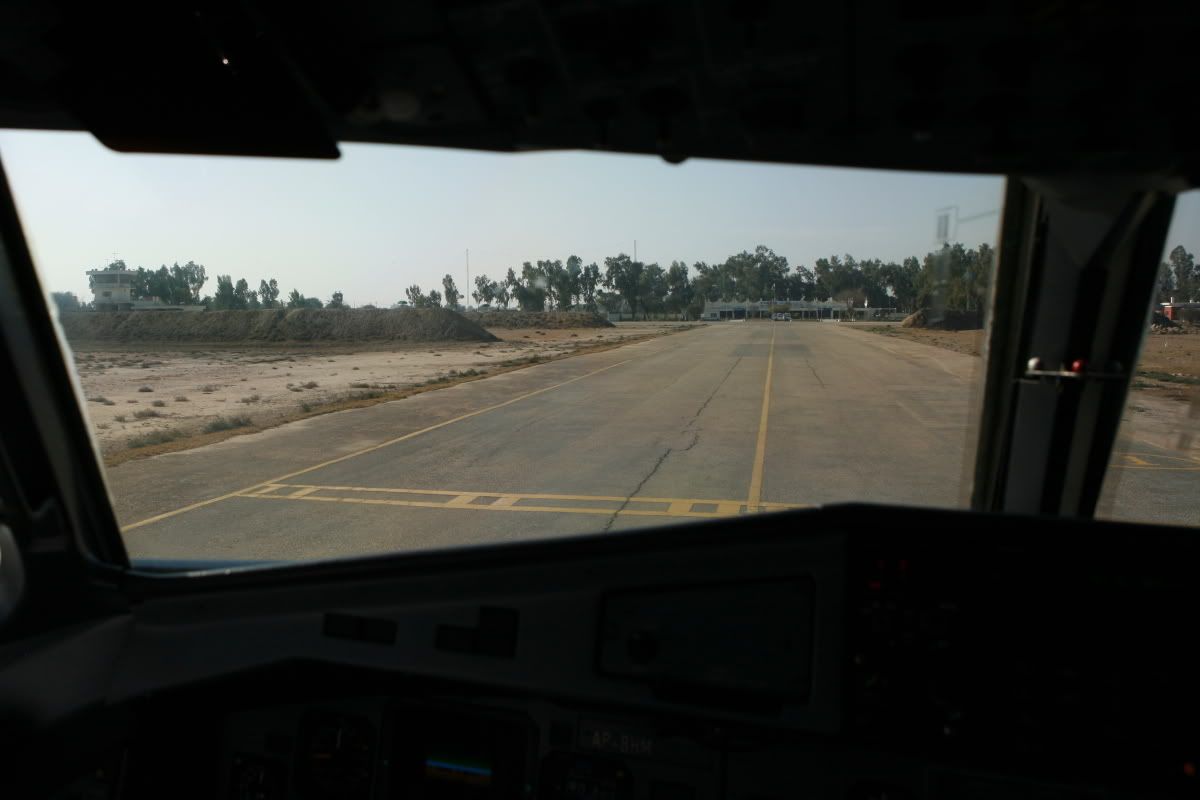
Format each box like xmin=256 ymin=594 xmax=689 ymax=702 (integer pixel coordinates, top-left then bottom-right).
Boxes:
xmin=772 ymin=312 xmax=790 ymax=321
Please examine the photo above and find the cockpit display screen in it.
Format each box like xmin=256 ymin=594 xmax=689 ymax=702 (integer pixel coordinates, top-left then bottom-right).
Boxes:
xmin=392 ymin=707 xmax=530 ymax=800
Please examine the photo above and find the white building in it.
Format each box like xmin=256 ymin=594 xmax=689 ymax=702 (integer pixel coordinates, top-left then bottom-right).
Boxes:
xmin=87 ymin=264 xmax=136 ymax=310
xmin=701 ymin=299 xmax=855 ymax=321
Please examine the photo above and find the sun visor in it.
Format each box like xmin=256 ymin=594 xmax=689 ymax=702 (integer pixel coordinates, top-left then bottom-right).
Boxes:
xmin=43 ymin=4 xmax=338 ymax=159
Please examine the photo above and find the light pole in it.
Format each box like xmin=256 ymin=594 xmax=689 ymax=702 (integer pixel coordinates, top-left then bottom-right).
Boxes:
xmin=936 ymin=205 xmax=1000 ymax=245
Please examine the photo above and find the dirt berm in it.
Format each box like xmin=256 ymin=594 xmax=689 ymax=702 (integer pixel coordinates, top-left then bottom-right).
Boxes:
xmin=901 ymin=308 xmax=983 ymax=331
xmin=59 ymin=308 xmax=498 ymax=344
xmin=463 ymin=310 xmax=613 ymax=329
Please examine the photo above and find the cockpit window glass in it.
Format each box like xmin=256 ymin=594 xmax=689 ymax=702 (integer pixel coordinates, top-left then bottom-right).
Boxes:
xmin=1097 ymin=191 xmax=1200 ymax=526
xmin=0 ymin=130 xmax=1003 ymax=566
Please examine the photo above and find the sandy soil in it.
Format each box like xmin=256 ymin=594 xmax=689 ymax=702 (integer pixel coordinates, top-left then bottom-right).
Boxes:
xmin=861 ymin=324 xmax=985 ymax=357
xmin=864 ymin=324 xmax=1199 ymax=398
xmin=1132 ymin=329 xmax=1200 ymax=401
xmin=71 ymin=323 xmax=686 ymax=459
xmin=861 ymin=322 xmax=1199 ymax=452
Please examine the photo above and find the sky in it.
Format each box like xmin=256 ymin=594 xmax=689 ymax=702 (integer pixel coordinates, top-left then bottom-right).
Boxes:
xmin=0 ymin=129 xmax=1195 ymax=307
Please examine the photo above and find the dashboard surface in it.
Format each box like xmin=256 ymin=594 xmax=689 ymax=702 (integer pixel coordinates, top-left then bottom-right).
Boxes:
xmin=28 ymin=506 xmax=1200 ymax=799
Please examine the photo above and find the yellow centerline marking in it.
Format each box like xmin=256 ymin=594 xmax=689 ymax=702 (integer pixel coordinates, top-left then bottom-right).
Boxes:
xmin=252 ymin=483 xmax=800 ymax=508
xmin=746 ymin=326 xmax=777 ymax=513
xmin=1109 ymin=465 xmax=1200 ymax=471
xmin=1109 ymin=452 xmax=1200 ymax=470
xmin=236 ymin=483 xmax=808 ymax=519
xmin=123 ymin=358 xmax=635 ymax=532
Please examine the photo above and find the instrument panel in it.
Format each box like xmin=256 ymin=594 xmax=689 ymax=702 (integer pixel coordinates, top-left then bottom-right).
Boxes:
xmin=222 ymin=697 xmax=721 ymax=800
xmin=113 ymin=508 xmax=1200 ymax=799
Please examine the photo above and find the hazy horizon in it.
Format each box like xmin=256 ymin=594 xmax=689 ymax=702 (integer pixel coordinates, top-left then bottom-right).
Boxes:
xmin=1 ymin=129 xmax=1195 ymax=307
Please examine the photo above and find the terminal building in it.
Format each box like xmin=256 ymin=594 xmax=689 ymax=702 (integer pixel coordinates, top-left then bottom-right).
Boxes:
xmin=700 ymin=299 xmax=860 ymax=321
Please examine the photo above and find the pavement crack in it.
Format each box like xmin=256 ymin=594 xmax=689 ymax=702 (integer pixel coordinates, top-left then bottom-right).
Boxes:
xmin=805 ymin=358 xmax=826 ymax=388
xmin=602 ymin=445 xmax=675 ymax=532
xmin=690 ymin=357 xmax=741 ymax=422
xmin=601 ymin=357 xmax=739 ymax=533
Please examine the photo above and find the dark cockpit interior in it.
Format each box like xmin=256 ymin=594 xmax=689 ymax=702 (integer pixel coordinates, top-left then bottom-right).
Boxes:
xmin=0 ymin=2 xmax=1198 ymax=798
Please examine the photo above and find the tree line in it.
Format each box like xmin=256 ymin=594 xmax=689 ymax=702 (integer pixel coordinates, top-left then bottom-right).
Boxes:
xmin=59 ymin=241 xmax=1195 ymax=319
xmin=412 ymin=243 xmax=996 ymax=319
xmin=54 ymin=245 xmax=996 ymax=318
xmin=56 ymin=260 xmax=348 ymax=312
xmin=207 ymin=276 xmax=346 ymax=310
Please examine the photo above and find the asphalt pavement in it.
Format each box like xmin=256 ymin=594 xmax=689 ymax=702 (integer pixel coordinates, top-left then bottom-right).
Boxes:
xmin=108 ymin=321 xmax=1198 ymax=562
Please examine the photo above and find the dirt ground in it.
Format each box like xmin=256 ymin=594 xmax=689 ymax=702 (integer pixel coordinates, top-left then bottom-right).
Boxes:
xmin=862 ymin=324 xmax=986 ymax=357
xmin=1132 ymin=330 xmax=1200 ymax=401
xmin=861 ymin=322 xmax=1199 ymax=454
xmin=71 ymin=322 xmax=687 ymax=461
xmin=864 ymin=324 xmax=1200 ymax=398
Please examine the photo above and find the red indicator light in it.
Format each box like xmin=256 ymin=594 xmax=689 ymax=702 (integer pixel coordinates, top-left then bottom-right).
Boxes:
xmin=899 ymin=559 xmax=909 ymax=572
xmin=1184 ymin=762 xmax=1196 ymax=778
xmin=868 ymin=580 xmax=883 ymax=591
xmin=1070 ymin=359 xmax=1087 ymax=373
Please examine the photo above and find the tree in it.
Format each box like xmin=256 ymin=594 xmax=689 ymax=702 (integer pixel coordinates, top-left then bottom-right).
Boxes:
xmin=539 ymin=257 xmax=581 ymax=310
xmin=785 ymin=265 xmax=817 ymax=301
xmin=579 ymin=263 xmax=600 ymax=310
xmin=328 ymin=291 xmax=345 ymax=309
xmin=511 ymin=263 xmax=547 ymax=311
xmin=473 ymin=274 xmax=497 ymax=306
xmin=181 ymin=261 xmax=207 ymax=303
xmin=536 ymin=259 xmax=568 ymax=309
xmin=1167 ymin=245 xmax=1196 ymax=300
xmin=259 ymin=279 xmax=280 ymax=308
xmin=596 ymin=290 xmax=624 ymax=314
xmin=665 ymin=261 xmax=693 ymax=316
xmin=428 ymin=289 xmax=442 ymax=307
xmin=690 ymin=261 xmax=722 ymax=302
xmin=914 ymin=243 xmax=992 ymax=314
xmin=603 ymin=253 xmax=644 ymax=317
xmin=212 ymin=275 xmax=238 ymax=309
xmin=495 ymin=280 xmax=511 ymax=310
xmin=51 ymin=291 xmax=80 ymax=313
xmin=233 ymin=278 xmax=253 ymax=310
xmin=638 ymin=263 xmax=668 ymax=318
xmin=880 ymin=258 xmax=920 ymax=312
xmin=286 ymin=289 xmax=307 ymax=309
xmin=406 ymin=285 xmax=433 ymax=308
xmin=442 ymin=274 xmax=460 ymax=309
xmin=814 ymin=255 xmax=861 ymax=300
xmin=118 ymin=260 xmax=206 ymax=304
xmin=563 ymin=255 xmax=584 ymax=308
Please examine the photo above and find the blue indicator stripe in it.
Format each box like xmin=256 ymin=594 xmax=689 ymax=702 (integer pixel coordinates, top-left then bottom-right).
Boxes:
xmin=425 ymin=759 xmax=493 ymax=777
